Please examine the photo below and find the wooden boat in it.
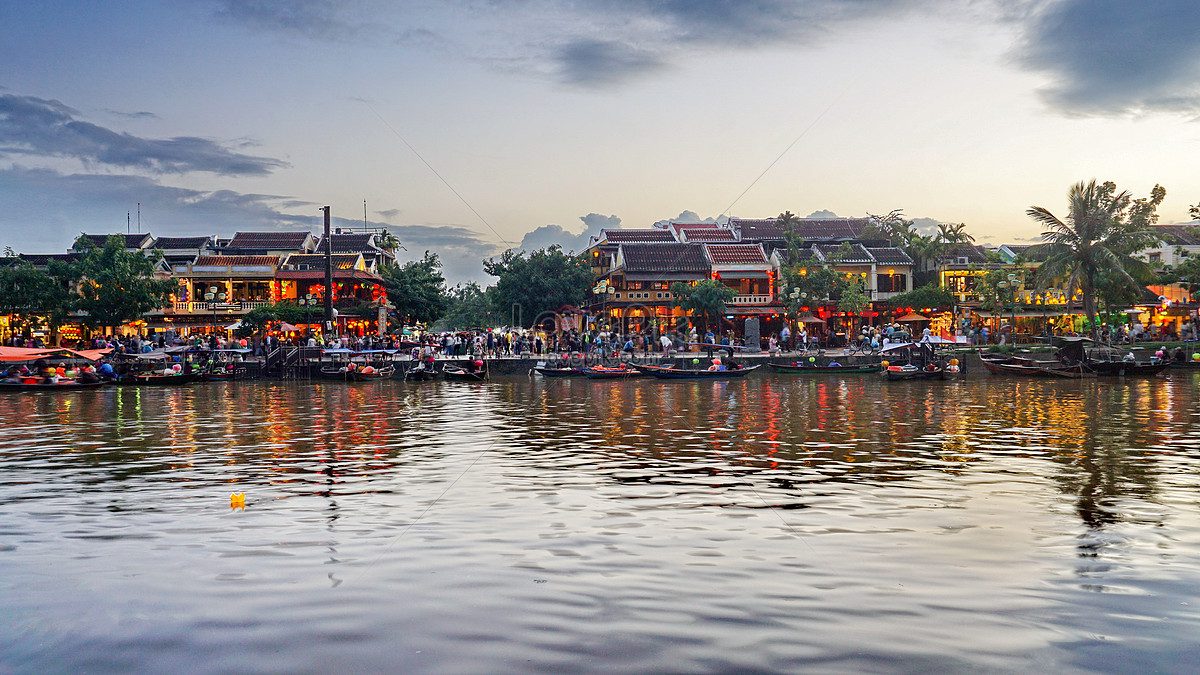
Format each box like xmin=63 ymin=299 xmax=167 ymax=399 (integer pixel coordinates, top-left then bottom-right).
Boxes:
xmin=883 ymin=363 xmax=945 ymax=381
xmin=116 ymin=371 xmax=196 ymax=385
xmin=634 ymin=363 xmax=761 ymax=379
xmin=443 ymin=363 xmax=488 ymax=382
xmin=880 ymin=342 xmax=963 ymax=381
xmin=583 ymin=365 xmax=643 ymax=379
xmin=1084 ymin=347 xmax=1170 ymax=376
xmin=403 ymin=365 xmax=439 ymax=381
xmin=769 ymin=362 xmax=878 ymax=374
xmin=978 ymin=352 xmax=1093 ymax=378
xmin=0 ymin=379 xmax=109 ymax=390
xmin=532 ymin=366 xmax=588 ymax=377
xmin=319 ymin=365 xmax=395 ymax=381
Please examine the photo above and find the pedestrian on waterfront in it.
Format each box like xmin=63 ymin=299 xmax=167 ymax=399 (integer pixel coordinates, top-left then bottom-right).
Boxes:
xmin=660 ymin=333 xmax=673 ymax=357
xmin=780 ymin=325 xmax=791 ymax=353
xmin=798 ymin=327 xmax=808 ymax=353
xmin=703 ymin=330 xmax=716 ymax=358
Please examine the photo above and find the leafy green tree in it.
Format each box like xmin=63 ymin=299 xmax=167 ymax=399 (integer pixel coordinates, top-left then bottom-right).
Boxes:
xmin=884 ymin=283 xmax=953 ymax=311
xmin=433 ymin=282 xmax=501 ymax=330
xmin=837 ymin=278 xmax=870 ymax=315
xmin=381 ymin=251 xmax=448 ymax=326
xmin=483 ymin=245 xmax=591 ymax=327
xmin=0 ymin=259 xmax=78 ymax=342
xmin=1174 ymin=255 xmax=1200 ymax=301
xmin=232 ymin=302 xmax=310 ymax=339
xmin=1027 ymin=180 xmax=1162 ymax=338
xmin=670 ymin=279 xmax=734 ymax=332
xmin=71 ymin=235 xmax=176 ymax=333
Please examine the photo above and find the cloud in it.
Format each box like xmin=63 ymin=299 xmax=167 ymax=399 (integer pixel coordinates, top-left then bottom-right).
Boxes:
xmin=1014 ymin=0 xmax=1200 ymax=115
xmin=206 ymin=0 xmax=367 ymax=40
xmin=0 ymin=93 xmax=288 ymax=175
xmin=651 ymin=210 xmax=725 ymax=228
xmin=388 ymin=223 xmax=501 ymax=285
xmin=555 ymin=40 xmax=667 ymax=86
xmin=516 ymin=213 xmax=622 ymax=253
xmin=0 ymin=166 xmax=497 ymax=283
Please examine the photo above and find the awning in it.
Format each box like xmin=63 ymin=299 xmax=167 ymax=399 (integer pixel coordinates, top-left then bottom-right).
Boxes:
xmin=225 ymin=320 xmax=244 ymax=331
xmin=277 ymin=322 xmax=300 ymax=332
xmin=896 ymin=312 xmax=929 ymax=322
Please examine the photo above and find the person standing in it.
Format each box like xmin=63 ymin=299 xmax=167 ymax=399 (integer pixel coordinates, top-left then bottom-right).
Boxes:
xmin=780 ymin=324 xmax=791 ymax=353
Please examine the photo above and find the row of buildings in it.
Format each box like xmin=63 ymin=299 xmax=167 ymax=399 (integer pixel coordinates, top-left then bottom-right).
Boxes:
xmin=4 ymin=229 xmax=396 ymax=343
xmin=581 ymin=217 xmax=1200 ymax=341
xmin=3 ymin=216 xmax=1197 ymax=344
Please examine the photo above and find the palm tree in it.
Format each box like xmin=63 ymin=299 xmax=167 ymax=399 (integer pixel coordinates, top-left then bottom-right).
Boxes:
xmin=936 ymin=222 xmax=975 ymax=245
xmin=1027 ymin=180 xmax=1160 ymax=338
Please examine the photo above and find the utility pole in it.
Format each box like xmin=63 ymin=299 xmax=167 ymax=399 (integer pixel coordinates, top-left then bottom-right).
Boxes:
xmin=322 ymin=206 xmax=333 ymax=335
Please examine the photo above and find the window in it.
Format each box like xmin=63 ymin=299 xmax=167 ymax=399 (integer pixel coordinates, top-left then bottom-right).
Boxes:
xmin=877 ymin=274 xmax=907 ymax=293
xmin=1149 ymin=252 xmax=1161 ymax=263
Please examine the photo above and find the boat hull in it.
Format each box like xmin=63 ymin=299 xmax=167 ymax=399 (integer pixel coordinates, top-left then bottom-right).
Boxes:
xmin=0 ymin=380 xmax=109 ymax=390
xmin=769 ymin=363 xmax=878 ymax=374
xmin=635 ymin=364 xmax=761 ymax=379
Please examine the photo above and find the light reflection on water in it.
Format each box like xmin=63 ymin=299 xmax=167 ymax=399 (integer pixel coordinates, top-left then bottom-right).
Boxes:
xmin=2 ymin=373 xmax=1200 ymax=673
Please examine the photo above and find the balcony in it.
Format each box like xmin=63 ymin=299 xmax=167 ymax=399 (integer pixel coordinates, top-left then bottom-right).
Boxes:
xmin=729 ymin=294 xmax=773 ymax=306
xmin=170 ymin=301 xmax=273 ymax=314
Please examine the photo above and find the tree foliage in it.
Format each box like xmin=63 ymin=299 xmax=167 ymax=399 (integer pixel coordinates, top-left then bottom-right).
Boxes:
xmin=72 ymin=235 xmax=176 ymax=330
xmin=433 ymin=282 xmax=501 ymax=330
xmin=883 ymin=283 xmax=953 ymax=311
xmin=0 ymin=259 xmax=78 ymax=338
xmin=483 ymin=245 xmax=591 ymax=327
xmin=381 ymin=251 xmax=448 ymax=326
xmin=670 ymin=279 xmax=734 ymax=332
xmin=1027 ymin=180 xmax=1162 ymax=337
xmin=232 ymin=302 xmax=312 ymax=338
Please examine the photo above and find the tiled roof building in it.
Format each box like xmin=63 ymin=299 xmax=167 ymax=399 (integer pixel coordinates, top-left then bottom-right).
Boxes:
xmin=616 ymin=243 xmax=710 ymax=274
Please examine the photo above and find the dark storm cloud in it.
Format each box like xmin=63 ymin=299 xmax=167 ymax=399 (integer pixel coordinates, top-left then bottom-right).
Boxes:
xmin=0 ymin=93 xmax=288 ymax=176
xmin=1014 ymin=0 xmax=1200 ymax=115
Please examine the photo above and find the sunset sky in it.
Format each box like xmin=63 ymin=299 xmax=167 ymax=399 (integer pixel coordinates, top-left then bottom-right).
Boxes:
xmin=3 ymin=0 xmax=1198 ymax=283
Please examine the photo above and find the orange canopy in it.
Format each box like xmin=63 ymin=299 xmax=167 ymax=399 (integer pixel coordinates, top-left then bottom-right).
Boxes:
xmin=0 ymin=346 xmax=113 ymax=362
xmin=0 ymin=346 xmax=57 ymax=362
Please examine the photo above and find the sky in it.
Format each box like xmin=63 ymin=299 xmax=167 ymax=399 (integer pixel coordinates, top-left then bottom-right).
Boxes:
xmin=2 ymin=0 xmax=1199 ymax=284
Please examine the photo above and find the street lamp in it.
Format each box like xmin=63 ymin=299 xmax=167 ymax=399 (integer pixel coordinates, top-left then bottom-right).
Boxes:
xmin=298 ymin=294 xmax=316 ymax=337
xmin=204 ymin=285 xmax=226 ymax=338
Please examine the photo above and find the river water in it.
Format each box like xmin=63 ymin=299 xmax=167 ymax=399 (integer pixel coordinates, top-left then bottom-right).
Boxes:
xmin=2 ymin=372 xmax=1200 ymax=674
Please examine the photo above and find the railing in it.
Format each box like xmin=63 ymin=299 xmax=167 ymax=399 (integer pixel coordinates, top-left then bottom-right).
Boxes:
xmin=729 ymin=294 xmax=773 ymax=305
xmin=170 ymin=301 xmax=273 ymax=313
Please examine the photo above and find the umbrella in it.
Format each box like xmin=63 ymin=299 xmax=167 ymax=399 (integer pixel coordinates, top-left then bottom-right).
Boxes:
xmin=277 ymin=322 xmax=300 ymax=332
xmin=225 ymin=320 xmax=244 ymax=331
xmin=799 ymin=315 xmax=825 ymax=324
xmin=896 ymin=312 xmax=929 ymax=323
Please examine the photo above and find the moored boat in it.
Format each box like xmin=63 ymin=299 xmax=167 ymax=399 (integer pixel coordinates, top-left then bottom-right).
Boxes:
xmin=532 ymin=365 xmax=589 ymax=377
xmin=978 ymin=352 xmax=1093 ymax=378
xmin=583 ymin=365 xmax=643 ymax=379
xmin=0 ymin=379 xmax=109 ymax=390
xmin=443 ymin=362 xmax=488 ymax=382
xmin=1084 ymin=347 xmax=1170 ymax=376
xmin=634 ymin=363 xmax=761 ymax=379
xmin=769 ymin=362 xmax=878 ymax=374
